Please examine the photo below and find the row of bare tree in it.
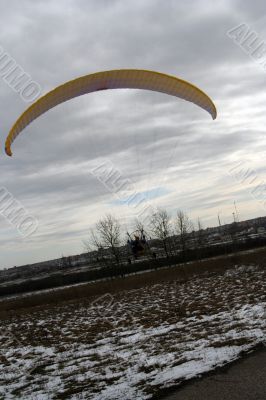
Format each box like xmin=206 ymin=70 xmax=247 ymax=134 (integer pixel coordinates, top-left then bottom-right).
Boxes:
xmin=84 ymin=209 xmax=205 ymax=265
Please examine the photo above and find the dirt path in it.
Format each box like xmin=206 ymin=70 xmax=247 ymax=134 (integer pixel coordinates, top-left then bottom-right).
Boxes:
xmin=161 ymin=347 xmax=266 ymax=400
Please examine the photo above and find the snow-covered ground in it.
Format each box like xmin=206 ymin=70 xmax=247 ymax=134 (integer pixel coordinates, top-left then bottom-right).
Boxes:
xmin=0 ymin=264 xmax=265 ymax=399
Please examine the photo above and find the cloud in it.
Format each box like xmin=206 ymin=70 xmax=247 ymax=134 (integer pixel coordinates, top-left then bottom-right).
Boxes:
xmin=1 ymin=0 xmax=266 ymax=267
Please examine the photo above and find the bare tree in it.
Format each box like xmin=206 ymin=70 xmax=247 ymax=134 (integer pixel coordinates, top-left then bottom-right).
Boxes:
xmin=84 ymin=229 xmax=101 ymax=251
xmin=150 ymin=208 xmax=172 ymax=257
xmin=130 ymin=218 xmax=153 ymax=258
xmin=132 ymin=218 xmax=152 ymax=242
xmin=86 ymin=214 xmax=122 ymax=265
xmin=97 ymin=214 xmax=121 ymax=264
xmin=133 ymin=218 xmax=145 ymax=234
xmin=175 ymin=210 xmax=193 ymax=255
xmin=84 ymin=228 xmax=107 ymax=264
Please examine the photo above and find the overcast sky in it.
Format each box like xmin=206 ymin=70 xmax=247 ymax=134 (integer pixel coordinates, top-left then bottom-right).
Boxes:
xmin=1 ymin=0 xmax=266 ymax=269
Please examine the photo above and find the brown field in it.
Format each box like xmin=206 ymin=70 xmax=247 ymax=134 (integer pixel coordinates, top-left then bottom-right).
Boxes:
xmin=1 ymin=247 xmax=266 ymax=316
xmin=0 ymin=256 xmax=265 ymax=399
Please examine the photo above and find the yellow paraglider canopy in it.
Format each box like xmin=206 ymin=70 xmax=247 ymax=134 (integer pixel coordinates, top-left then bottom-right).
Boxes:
xmin=5 ymin=69 xmax=217 ymax=156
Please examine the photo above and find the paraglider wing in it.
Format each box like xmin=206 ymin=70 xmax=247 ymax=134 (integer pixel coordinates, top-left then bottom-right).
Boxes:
xmin=5 ymin=69 xmax=217 ymax=156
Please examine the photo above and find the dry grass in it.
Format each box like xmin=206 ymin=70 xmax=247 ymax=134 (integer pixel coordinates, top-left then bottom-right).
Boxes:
xmin=0 ymin=263 xmax=265 ymax=399
xmin=1 ymin=247 xmax=266 ymax=316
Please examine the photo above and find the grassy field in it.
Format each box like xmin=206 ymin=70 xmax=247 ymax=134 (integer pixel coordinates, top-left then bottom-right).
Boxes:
xmin=0 ymin=258 xmax=265 ymax=399
xmin=1 ymin=247 xmax=266 ymax=314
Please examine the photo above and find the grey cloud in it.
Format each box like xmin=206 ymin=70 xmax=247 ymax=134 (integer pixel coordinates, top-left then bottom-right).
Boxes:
xmin=1 ymin=0 xmax=266 ymax=267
